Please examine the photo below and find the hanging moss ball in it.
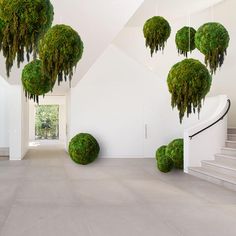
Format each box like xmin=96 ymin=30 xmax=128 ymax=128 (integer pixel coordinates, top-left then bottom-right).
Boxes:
xmin=195 ymin=22 xmax=230 ymax=74
xmin=39 ymin=24 xmax=84 ymax=85
xmin=175 ymin=26 xmax=196 ymax=57
xmin=0 ymin=18 xmax=6 ymax=50
xmin=167 ymin=59 xmax=212 ymax=123
xmin=69 ymin=133 xmax=100 ymax=165
xmin=0 ymin=0 xmax=54 ymax=77
xmin=155 ymin=145 xmax=167 ymax=161
xmin=21 ymin=59 xmax=54 ymax=103
xmin=143 ymin=16 xmax=171 ymax=56
xmin=165 ymin=139 xmax=183 ymax=169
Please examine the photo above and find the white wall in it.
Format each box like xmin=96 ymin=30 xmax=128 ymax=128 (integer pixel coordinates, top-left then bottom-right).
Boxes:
xmin=29 ymin=95 xmax=67 ymax=144
xmin=69 ymin=45 xmax=222 ymax=158
xmin=7 ymin=85 xmax=29 ymax=160
xmin=114 ymin=0 xmax=236 ymax=126
xmin=0 ymin=77 xmax=10 ymax=155
xmin=21 ymin=89 xmax=29 ymax=158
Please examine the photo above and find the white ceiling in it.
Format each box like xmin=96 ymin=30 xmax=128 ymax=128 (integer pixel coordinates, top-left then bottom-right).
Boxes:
xmin=127 ymin=0 xmax=224 ymax=26
xmin=0 ymin=0 xmax=224 ymax=95
xmin=1 ymin=0 xmax=143 ymax=94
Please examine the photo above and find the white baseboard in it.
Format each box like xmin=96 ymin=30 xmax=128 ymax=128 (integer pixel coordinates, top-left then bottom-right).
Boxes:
xmin=0 ymin=147 xmax=9 ymax=157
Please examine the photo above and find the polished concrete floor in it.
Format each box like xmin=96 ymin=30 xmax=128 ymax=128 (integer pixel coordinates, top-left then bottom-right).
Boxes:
xmin=0 ymin=145 xmax=236 ymax=236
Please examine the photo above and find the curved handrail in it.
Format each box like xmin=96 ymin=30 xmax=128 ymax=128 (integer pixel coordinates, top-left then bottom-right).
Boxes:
xmin=189 ymin=99 xmax=231 ymax=139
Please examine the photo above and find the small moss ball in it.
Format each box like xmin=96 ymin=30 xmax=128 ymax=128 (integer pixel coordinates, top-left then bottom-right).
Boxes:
xmin=39 ymin=24 xmax=84 ymax=85
xmin=175 ymin=26 xmax=196 ymax=57
xmin=165 ymin=139 xmax=184 ymax=169
xmin=69 ymin=133 xmax=100 ymax=165
xmin=167 ymin=58 xmax=212 ymax=123
xmin=195 ymin=22 xmax=230 ymax=74
xmin=21 ymin=59 xmax=54 ymax=102
xmin=143 ymin=16 xmax=171 ymax=56
xmin=157 ymin=154 xmax=174 ymax=173
xmin=155 ymin=145 xmax=167 ymax=161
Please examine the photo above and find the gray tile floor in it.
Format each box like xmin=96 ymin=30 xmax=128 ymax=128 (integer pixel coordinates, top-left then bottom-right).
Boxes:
xmin=0 ymin=145 xmax=236 ymax=236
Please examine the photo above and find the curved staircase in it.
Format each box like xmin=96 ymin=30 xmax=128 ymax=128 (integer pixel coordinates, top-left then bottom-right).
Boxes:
xmin=189 ymin=128 xmax=236 ymax=191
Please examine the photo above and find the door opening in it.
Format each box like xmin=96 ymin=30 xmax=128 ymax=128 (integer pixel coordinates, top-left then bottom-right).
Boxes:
xmin=35 ymin=105 xmax=59 ymax=140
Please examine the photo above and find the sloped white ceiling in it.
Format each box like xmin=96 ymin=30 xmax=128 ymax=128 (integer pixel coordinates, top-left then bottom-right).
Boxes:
xmin=1 ymin=0 xmax=144 ymax=93
xmin=0 ymin=0 xmax=224 ymax=95
xmin=127 ymin=0 xmax=224 ymax=26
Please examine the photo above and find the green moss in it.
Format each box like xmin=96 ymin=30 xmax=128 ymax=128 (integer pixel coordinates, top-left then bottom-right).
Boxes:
xmin=143 ymin=16 xmax=171 ymax=56
xmin=195 ymin=22 xmax=230 ymax=74
xmin=68 ymin=133 xmax=100 ymax=165
xmin=167 ymin=59 xmax=212 ymax=123
xmin=0 ymin=18 xmax=6 ymax=50
xmin=175 ymin=26 xmax=196 ymax=57
xmin=157 ymin=155 xmax=173 ymax=173
xmin=39 ymin=24 xmax=84 ymax=85
xmin=165 ymin=139 xmax=183 ymax=169
xmin=0 ymin=0 xmax=54 ymax=77
xmin=21 ymin=59 xmax=54 ymax=103
xmin=155 ymin=145 xmax=167 ymax=161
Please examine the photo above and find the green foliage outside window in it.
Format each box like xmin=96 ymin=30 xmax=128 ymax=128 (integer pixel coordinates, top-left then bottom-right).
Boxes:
xmin=35 ymin=105 xmax=59 ymax=140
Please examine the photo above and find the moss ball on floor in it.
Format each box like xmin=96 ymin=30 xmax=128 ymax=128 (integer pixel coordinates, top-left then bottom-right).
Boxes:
xmin=68 ymin=133 xmax=100 ymax=165
xmin=157 ymin=154 xmax=173 ymax=173
xmin=155 ymin=145 xmax=167 ymax=161
xmin=166 ymin=139 xmax=184 ymax=169
xmin=156 ymin=145 xmax=173 ymax=173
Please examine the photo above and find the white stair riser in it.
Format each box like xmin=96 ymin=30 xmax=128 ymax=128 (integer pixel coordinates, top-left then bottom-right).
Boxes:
xmin=228 ymin=135 xmax=236 ymax=141
xmin=202 ymin=162 xmax=236 ymax=178
xmin=189 ymin=169 xmax=225 ymax=185
xmin=228 ymin=128 xmax=236 ymax=134
xmin=215 ymin=156 xmax=236 ymax=165
xmin=221 ymin=148 xmax=236 ymax=157
xmin=189 ymin=168 xmax=236 ymax=191
xmin=226 ymin=142 xmax=236 ymax=149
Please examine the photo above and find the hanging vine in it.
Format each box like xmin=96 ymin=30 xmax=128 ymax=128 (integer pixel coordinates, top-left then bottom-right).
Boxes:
xmin=195 ymin=22 xmax=230 ymax=74
xmin=143 ymin=16 xmax=171 ymax=56
xmin=0 ymin=0 xmax=54 ymax=77
xmin=39 ymin=24 xmax=84 ymax=85
xmin=167 ymin=59 xmax=212 ymax=123
xmin=175 ymin=26 xmax=196 ymax=57
xmin=21 ymin=59 xmax=55 ymax=103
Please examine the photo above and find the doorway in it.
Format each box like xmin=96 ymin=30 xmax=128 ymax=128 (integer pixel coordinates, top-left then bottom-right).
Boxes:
xmin=29 ymin=95 xmax=67 ymax=147
xmin=35 ymin=105 xmax=59 ymax=140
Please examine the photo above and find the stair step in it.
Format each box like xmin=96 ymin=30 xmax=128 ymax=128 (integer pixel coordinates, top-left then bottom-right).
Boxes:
xmin=228 ymin=127 xmax=236 ymax=134
xmin=221 ymin=147 xmax=236 ymax=156
xmin=225 ymin=140 xmax=236 ymax=148
xmin=215 ymin=154 xmax=236 ymax=164
xmin=202 ymin=160 xmax=236 ymax=178
xmin=228 ymin=134 xmax=236 ymax=141
xmin=188 ymin=167 xmax=236 ymax=191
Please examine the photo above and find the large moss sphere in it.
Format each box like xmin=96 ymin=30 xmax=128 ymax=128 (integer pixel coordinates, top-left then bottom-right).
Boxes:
xmin=195 ymin=22 xmax=230 ymax=74
xmin=166 ymin=139 xmax=184 ymax=169
xmin=175 ymin=26 xmax=196 ymax=57
xmin=69 ymin=133 xmax=100 ymax=165
xmin=143 ymin=16 xmax=171 ymax=56
xmin=167 ymin=59 xmax=212 ymax=123
xmin=21 ymin=59 xmax=54 ymax=103
xmin=0 ymin=0 xmax=54 ymax=77
xmin=39 ymin=24 xmax=84 ymax=85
